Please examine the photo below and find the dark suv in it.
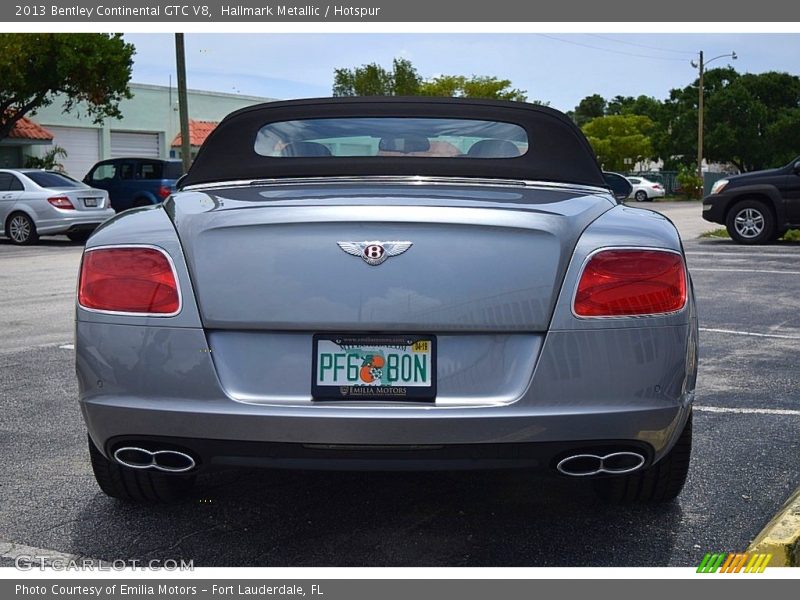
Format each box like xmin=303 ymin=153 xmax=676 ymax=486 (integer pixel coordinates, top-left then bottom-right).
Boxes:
xmin=83 ymin=158 xmax=183 ymax=212
xmin=702 ymin=156 xmax=800 ymax=244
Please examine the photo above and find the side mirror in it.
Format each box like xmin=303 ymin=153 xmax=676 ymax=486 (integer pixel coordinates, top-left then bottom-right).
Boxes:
xmin=603 ymin=172 xmax=633 ymax=203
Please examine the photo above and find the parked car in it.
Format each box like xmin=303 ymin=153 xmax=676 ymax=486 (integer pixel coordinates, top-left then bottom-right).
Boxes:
xmin=83 ymin=158 xmax=183 ymax=212
xmin=77 ymin=98 xmax=697 ymax=505
xmin=702 ymin=156 xmax=800 ymax=244
xmin=0 ymin=169 xmax=114 ymax=245
xmin=627 ymin=176 xmax=665 ymax=202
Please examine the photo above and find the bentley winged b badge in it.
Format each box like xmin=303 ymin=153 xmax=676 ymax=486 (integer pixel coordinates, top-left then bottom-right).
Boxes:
xmin=337 ymin=241 xmax=413 ymax=266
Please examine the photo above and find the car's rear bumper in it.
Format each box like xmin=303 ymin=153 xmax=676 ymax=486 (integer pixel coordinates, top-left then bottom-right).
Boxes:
xmin=77 ymin=321 xmax=696 ymax=470
xmin=37 ymin=207 xmax=116 ymax=234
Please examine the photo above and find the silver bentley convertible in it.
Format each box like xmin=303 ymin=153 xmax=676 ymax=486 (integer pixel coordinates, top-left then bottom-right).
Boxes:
xmin=76 ymin=98 xmax=697 ymax=504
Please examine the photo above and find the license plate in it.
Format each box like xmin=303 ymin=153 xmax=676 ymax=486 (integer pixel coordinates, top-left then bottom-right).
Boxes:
xmin=312 ymin=334 xmax=436 ymax=401
xmin=81 ymin=197 xmax=99 ymax=207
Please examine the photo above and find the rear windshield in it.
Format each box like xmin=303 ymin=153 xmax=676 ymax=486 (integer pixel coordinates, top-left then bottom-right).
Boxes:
xmin=162 ymin=161 xmax=184 ymax=179
xmin=134 ymin=160 xmax=183 ymax=180
xmin=25 ymin=171 xmax=81 ymax=188
xmin=255 ymin=118 xmax=528 ymax=159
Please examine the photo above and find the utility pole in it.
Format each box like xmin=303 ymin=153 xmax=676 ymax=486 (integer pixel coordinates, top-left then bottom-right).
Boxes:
xmin=175 ymin=33 xmax=192 ymax=174
xmin=691 ymin=50 xmax=737 ymax=189
xmin=696 ymin=51 xmax=704 ymax=183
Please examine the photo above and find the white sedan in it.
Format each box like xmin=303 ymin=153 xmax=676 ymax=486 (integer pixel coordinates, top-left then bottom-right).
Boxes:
xmin=0 ymin=169 xmax=115 ymax=245
xmin=627 ymin=176 xmax=666 ymax=202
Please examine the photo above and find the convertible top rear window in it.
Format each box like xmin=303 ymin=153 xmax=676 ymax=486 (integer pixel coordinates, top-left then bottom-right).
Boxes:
xmin=181 ymin=98 xmax=605 ymax=188
xmin=255 ymin=118 xmax=528 ymax=159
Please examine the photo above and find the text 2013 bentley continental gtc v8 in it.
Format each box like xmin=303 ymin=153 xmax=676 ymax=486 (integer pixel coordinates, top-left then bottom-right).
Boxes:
xmin=76 ymin=98 xmax=697 ymax=504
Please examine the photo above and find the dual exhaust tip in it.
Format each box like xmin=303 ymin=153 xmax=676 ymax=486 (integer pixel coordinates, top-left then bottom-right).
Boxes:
xmin=556 ymin=451 xmax=646 ymax=477
xmin=113 ymin=446 xmax=196 ymax=473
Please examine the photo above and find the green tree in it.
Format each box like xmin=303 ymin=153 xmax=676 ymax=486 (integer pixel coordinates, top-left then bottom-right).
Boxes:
xmin=24 ymin=145 xmax=68 ymax=171
xmin=0 ymin=33 xmax=134 ymax=142
xmin=333 ymin=58 xmax=420 ymax=97
xmin=571 ymin=94 xmax=606 ymax=126
xmin=332 ymin=58 xmax=527 ymax=101
xmin=582 ymin=114 xmax=654 ymax=172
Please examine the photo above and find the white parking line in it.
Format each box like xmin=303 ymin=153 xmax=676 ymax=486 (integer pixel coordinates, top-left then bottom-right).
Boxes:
xmin=686 ymin=251 xmax=798 ymax=259
xmin=0 ymin=539 xmax=85 ymax=564
xmin=58 ymin=344 xmax=74 ymax=350
xmin=696 ymin=405 xmax=800 ymax=417
xmin=699 ymin=327 xmax=800 ymax=340
xmin=691 ymin=268 xmax=800 ymax=275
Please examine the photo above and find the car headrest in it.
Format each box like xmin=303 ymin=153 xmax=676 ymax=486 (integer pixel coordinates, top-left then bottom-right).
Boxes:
xmin=466 ymin=139 xmax=521 ymax=158
xmin=280 ymin=142 xmax=333 ymax=157
xmin=378 ymin=135 xmax=431 ymax=154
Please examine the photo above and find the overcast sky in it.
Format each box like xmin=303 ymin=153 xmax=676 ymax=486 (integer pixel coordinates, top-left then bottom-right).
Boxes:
xmin=124 ymin=33 xmax=800 ymax=112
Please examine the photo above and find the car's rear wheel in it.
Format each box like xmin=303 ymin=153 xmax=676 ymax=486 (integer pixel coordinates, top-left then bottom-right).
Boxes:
xmin=6 ymin=212 xmax=39 ymax=245
xmin=592 ymin=412 xmax=692 ymax=504
xmin=634 ymin=190 xmax=648 ymax=202
xmin=726 ymin=199 xmax=775 ymax=244
xmin=88 ymin=435 xmax=195 ymax=503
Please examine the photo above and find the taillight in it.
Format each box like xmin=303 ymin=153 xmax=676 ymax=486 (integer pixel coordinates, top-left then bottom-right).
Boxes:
xmin=158 ymin=185 xmax=172 ymax=200
xmin=48 ymin=196 xmax=75 ymax=209
xmin=78 ymin=247 xmax=180 ymax=315
xmin=653 ymin=184 xmax=663 ymax=189
xmin=574 ymin=249 xmax=686 ymax=317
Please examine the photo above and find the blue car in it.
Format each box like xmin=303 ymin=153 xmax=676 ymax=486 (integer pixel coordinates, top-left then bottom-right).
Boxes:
xmin=83 ymin=157 xmax=183 ymax=212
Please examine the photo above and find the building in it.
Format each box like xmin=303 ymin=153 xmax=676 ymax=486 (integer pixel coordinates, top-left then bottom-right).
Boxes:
xmin=170 ymin=119 xmax=219 ymax=161
xmin=23 ymin=83 xmax=277 ymax=179
xmin=0 ymin=117 xmax=55 ymax=168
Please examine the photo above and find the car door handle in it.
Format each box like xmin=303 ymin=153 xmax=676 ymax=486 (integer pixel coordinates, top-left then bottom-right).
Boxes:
xmin=1 ymin=194 xmax=13 ymax=199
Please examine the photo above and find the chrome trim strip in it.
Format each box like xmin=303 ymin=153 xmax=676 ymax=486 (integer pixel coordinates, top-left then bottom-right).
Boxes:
xmin=180 ymin=175 xmax=611 ymax=196
xmin=570 ymin=246 xmax=689 ymax=320
xmin=77 ymin=244 xmax=183 ymax=318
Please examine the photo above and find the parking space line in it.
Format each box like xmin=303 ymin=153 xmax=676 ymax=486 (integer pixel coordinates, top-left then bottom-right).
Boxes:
xmin=699 ymin=327 xmax=800 ymax=340
xmin=686 ymin=251 xmax=798 ymax=259
xmin=58 ymin=344 xmax=74 ymax=350
xmin=0 ymin=539 xmax=84 ymax=564
xmin=696 ymin=405 xmax=800 ymax=417
xmin=691 ymin=268 xmax=800 ymax=275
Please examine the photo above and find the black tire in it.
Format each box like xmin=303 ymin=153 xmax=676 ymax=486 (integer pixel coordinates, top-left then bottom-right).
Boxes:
xmin=634 ymin=190 xmax=648 ymax=202
xmin=593 ymin=412 xmax=692 ymax=504
xmin=6 ymin=212 xmax=39 ymax=245
xmin=725 ymin=199 xmax=776 ymax=245
xmin=88 ymin=435 xmax=195 ymax=503
xmin=66 ymin=231 xmax=92 ymax=244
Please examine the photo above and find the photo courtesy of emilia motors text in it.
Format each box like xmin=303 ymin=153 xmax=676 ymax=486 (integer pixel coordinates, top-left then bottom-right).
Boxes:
xmin=1 ymin=0 xmax=800 ymax=595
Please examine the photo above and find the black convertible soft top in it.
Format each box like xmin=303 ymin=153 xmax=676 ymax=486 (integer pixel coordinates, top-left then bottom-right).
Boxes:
xmin=180 ymin=97 xmax=605 ymax=188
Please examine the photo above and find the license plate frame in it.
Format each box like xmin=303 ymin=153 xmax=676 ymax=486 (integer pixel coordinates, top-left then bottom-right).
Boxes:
xmin=312 ymin=333 xmax=436 ymax=401
xmin=81 ymin=197 xmax=99 ymax=207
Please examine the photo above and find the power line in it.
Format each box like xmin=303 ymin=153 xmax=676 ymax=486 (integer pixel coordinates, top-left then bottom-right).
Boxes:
xmin=537 ymin=34 xmax=688 ymax=62
xmin=586 ymin=34 xmax=696 ymax=56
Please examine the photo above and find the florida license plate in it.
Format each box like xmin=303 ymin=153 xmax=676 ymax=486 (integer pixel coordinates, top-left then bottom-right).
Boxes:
xmin=312 ymin=334 xmax=436 ymax=401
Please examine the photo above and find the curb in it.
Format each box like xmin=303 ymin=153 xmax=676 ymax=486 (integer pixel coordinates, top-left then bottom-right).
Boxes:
xmin=747 ymin=487 xmax=800 ymax=566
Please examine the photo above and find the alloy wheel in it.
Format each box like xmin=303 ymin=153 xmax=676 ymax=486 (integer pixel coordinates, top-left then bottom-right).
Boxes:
xmin=8 ymin=215 xmax=32 ymax=243
xmin=733 ymin=208 xmax=765 ymax=239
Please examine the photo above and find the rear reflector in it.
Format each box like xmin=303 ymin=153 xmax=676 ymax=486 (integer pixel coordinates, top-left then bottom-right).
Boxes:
xmin=78 ymin=247 xmax=180 ymax=314
xmin=574 ymin=249 xmax=686 ymax=317
xmin=48 ymin=196 xmax=75 ymax=209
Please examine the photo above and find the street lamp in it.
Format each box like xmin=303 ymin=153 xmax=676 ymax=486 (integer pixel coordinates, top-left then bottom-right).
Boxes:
xmin=691 ymin=50 xmax=737 ymax=184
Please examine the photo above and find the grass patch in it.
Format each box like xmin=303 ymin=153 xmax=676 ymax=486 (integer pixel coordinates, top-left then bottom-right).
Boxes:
xmin=700 ymin=228 xmax=800 ymax=241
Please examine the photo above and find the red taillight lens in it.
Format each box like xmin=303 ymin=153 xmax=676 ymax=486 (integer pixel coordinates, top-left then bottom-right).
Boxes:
xmin=158 ymin=185 xmax=172 ymax=200
xmin=653 ymin=184 xmax=663 ymax=190
xmin=48 ymin=196 xmax=75 ymax=209
xmin=574 ymin=249 xmax=686 ymax=317
xmin=78 ymin=247 xmax=180 ymax=314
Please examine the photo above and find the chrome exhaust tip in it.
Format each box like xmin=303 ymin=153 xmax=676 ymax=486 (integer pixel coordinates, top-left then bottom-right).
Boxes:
xmin=113 ymin=446 xmax=196 ymax=473
xmin=556 ymin=451 xmax=645 ymax=477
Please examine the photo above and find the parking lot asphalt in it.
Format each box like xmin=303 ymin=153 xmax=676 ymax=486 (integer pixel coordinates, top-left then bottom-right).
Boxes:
xmin=0 ymin=208 xmax=798 ymax=567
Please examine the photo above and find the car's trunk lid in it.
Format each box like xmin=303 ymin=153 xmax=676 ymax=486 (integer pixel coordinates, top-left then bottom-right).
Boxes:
xmin=168 ymin=181 xmax=613 ymax=332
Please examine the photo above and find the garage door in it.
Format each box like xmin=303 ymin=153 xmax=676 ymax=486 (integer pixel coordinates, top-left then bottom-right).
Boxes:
xmin=110 ymin=131 xmax=160 ymax=159
xmin=44 ymin=126 xmax=100 ymax=180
